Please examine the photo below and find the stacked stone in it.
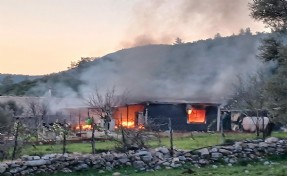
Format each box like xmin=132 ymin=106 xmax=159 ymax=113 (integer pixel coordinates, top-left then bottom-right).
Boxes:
xmin=0 ymin=137 xmax=286 ymax=175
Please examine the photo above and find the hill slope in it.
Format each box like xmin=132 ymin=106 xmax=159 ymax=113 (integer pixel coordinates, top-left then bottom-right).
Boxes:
xmin=0 ymin=33 xmax=272 ymax=102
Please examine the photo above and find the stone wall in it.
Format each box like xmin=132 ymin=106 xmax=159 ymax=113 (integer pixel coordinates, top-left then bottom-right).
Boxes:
xmin=0 ymin=137 xmax=286 ymax=176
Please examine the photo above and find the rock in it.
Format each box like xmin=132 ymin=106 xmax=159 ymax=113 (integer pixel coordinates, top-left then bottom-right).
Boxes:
xmin=229 ymin=158 xmax=238 ymax=164
xmin=61 ymin=168 xmax=72 ymax=173
xmin=197 ymin=148 xmax=209 ymax=158
xmin=211 ymin=152 xmax=223 ymax=158
xmin=227 ymin=163 xmax=232 ymax=167
xmin=264 ymin=161 xmax=270 ymax=165
xmin=136 ymin=151 xmax=150 ymax=156
xmin=265 ymin=137 xmax=279 ymax=143
xmin=21 ymin=155 xmax=31 ymax=161
xmin=119 ymin=158 xmax=129 ymax=164
xmin=24 ymin=159 xmax=47 ymax=166
xmin=259 ymin=142 xmax=268 ymax=148
xmin=112 ymin=172 xmax=121 ymax=176
xmin=74 ymin=164 xmax=88 ymax=171
xmin=155 ymin=165 xmax=161 ymax=170
xmin=219 ymin=149 xmax=232 ymax=155
xmin=98 ymin=170 xmax=105 ymax=174
xmin=103 ymin=154 xmax=114 ymax=162
xmin=172 ymin=157 xmax=180 ymax=163
xmin=212 ymin=165 xmax=218 ymax=168
xmin=198 ymin=159 xmax=208 ymax=165
xmin=178 ymin=156 xmax=186 ymax=161
xmin=184 ymin=152 xmax=192 ymax=157
xmin=210 ymin=148 xmax=218 ymax=153
xmin=170 ymin=163 xmax=181 ymax=168
xmin=33 ymin=156 xmax=41 ymax=160
xmin=157 ymin=147 xmax=169 ymax=154
xmin=142 ymin=155 xmax=153 ymax=162
xmin=133 ymin=161 xmax=145 ymax=169
xmin=0 ymin=163 xmax=8 ymax=173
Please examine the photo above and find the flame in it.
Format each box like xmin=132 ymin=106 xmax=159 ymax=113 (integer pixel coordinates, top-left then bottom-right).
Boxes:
xmin=121 ymin=121 xmax=135 ymax=128
xmin=75 ymin=124 xmax=92 ymax=130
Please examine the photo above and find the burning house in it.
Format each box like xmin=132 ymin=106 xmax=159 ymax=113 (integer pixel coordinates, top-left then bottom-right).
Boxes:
xmin=113 ymin=100 xmax=222 ymax=131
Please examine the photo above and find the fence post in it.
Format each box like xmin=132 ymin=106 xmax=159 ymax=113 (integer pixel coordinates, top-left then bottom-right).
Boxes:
xmin=169 ymin=118 xmax=173 ymax=156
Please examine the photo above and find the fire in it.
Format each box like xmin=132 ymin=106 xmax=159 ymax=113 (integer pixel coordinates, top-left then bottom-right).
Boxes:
xmin=121 ymin=121 xmax=135 ymax=128
xmin=75 ymin=124 xmax=92 ymax=130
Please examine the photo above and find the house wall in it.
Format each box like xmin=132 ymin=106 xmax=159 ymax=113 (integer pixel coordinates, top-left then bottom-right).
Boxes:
xmin=113 ymin=104 xmax=145 ymax=128
xmin=147 ymin=103 xmax=218 ymax=131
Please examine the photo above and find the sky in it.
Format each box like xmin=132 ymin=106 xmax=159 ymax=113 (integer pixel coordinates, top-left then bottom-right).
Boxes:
xmin=0 ymin=0 xmax=268 ymax=75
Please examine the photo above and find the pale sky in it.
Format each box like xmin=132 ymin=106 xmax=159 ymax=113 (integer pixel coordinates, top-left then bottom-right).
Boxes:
xmin=0 ymin=0 xmax=267 ymax=75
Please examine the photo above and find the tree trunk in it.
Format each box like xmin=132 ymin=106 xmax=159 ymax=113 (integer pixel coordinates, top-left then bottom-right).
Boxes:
xmin=12 ymin=121 xmax=20 ymax=160
xmin=62 ymin=121 xmax=67 ymax=154
xmin=62 ymin=132 xmax=66 ymax=154
xmin=262 ymin=117 xmax=266 ymax=140
xmin=91 ymin=119 xmax=96 ymax=154
xmin=120 ymin=114 xmax=126 ymax=150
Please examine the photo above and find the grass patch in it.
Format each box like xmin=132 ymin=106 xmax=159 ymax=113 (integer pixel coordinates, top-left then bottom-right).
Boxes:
xmin=22 ymin=132 xmax=286 ymax=156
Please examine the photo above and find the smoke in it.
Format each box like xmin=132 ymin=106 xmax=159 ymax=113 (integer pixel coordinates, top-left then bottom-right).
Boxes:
xmin=75 ymin=34 xmax=270 ymax=105
xmin=121 ymin=0 xmax=266 ymax=47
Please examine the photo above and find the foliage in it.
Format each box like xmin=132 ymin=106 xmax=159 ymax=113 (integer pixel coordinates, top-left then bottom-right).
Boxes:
xmin=173 ymin=37 xmax=184 ymax=44
xmin=250 ymin=0 xmax=287 ymax=125
xmin=250 ymin=0 xmax=287 ymax=31
xmin=68 ymin=57 xmax=96 ymax=70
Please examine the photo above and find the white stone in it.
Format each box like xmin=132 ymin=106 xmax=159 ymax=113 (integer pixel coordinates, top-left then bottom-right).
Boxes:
xmin=265 ymin=137 xmax=279 ymax=143
xmin=0 ymin=163 xmax=8 ymax=173
xmin=112 ymin=172 xmax=121 ymax=176
xmin=24 ymin=160 xmax=47 ymax=166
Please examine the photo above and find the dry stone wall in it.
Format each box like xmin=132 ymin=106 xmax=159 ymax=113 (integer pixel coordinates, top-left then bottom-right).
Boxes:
xmin=0 ymin=137 xmax=286 ymax=176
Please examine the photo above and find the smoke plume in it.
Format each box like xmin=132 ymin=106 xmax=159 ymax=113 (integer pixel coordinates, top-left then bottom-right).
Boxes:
xmin=121 ymin=0 xmax=266 ymax=47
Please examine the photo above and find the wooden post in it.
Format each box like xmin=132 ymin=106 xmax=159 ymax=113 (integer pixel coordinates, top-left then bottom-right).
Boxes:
xmin=220 ymin=113 xmax=225 ymax=143
xmin=217 ymin=106 xmax=221 ymax=131
xmin=78 ymin=110 xmax=82 ymax=137
xmin=120 ymin=113 xmax=126 ymax=149
xmin=62 ymin=119 xmax=67 ymax=154
xmin=169 ymin=118 xmax=174 ymax=156
xmin=12 ymin=119 xmax=20 ymax=160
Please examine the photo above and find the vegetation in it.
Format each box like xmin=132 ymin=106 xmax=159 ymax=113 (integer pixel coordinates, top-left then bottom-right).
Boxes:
xmin=249 ymin=0 xmax=287 ymax=124
xmin=20 ymin=132 xmax=286 ymax=156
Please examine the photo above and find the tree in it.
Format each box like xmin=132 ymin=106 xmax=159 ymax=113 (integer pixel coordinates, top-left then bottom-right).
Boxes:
xmin=26 ymin=99 xmax=49 ymax=141
xmin=250 ymin=0 xmax=287 ymax=125
xmin=1 ymin=75 xmax=13 ymax=87
xmin=68 ymin=57 xmax=96 ymax=70
xmin=250 ymin=0 xmax=287 ymax=31
xmin=214 ymin=33 xmax=222 ymax=39
xmin=227 ymin=72 xmax=269 ymax=137
xmin=86 ymin=86 xmax=126 ymax=153
xmin=173 ymin=37 xmax=184 ymax=45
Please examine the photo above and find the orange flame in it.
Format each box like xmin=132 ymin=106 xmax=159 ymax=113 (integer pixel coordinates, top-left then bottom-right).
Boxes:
xmin=75 ymin=124 xmax=92 ymax=130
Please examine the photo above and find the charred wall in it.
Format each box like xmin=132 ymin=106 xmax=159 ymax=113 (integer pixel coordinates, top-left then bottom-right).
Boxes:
xmin=147 ymin=103 xmax=218 ymax=131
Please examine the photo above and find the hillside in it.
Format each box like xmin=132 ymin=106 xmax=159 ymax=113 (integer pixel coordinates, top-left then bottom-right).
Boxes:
xmin=0 ymin=33 xmax=272 ymax=102
xmin=0 ymin=74 xmax=41 ymax=84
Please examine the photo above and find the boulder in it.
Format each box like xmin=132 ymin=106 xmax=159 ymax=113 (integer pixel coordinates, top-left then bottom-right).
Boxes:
xmin=133 ymin=161 xmax=145 ymax=169
xmin=0 ymin=163 xmax=8 ymax=173
xmin=265 ymin=137 xmax=279 ymax=144
xmin=211 ymin=152 xmax=223 ymax=158
xmin=24 ymin=160 xmax=47 ymax=166
xmin=196 ymin=148 xmax=209 ymax=158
